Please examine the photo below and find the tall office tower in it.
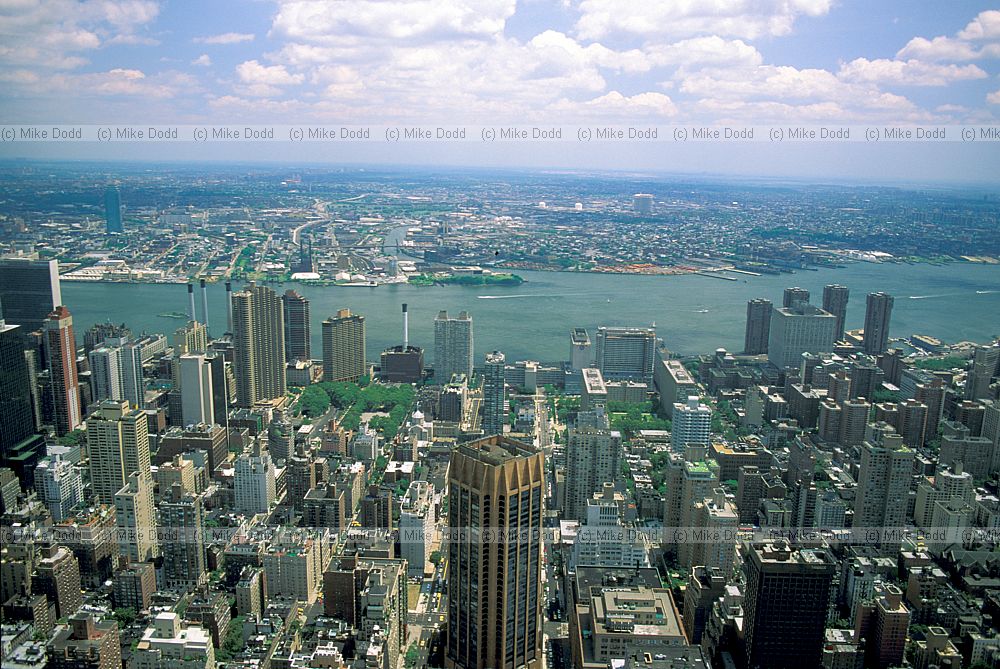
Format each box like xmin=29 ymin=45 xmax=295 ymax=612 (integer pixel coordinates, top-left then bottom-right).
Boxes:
xmin=322 ymin=309 xmax=366 ymax=383
xmin=434 ymin=310 xmax=474 ymax=382
xmin=767 ymin=301 xmax=837 ymax=369
xmin=281 ymin=290 xmax=311 ymax=363
xmin=44 ymin=306 xmax=82 ymax=436
xmin=782 ymin=286 xmax=810 ymax=308
xmin=481 ymin=351 xmax=506 ymax=436
xmin=743 ymin=298 xmax=772 ymax=354
xmin=232 ymin=283 xmax=287 ymax=407
xmin=234 ymin=446 xmax=276 ymax=515
xmin=178 ymin=354 xmax=214 ymax=427
xmin=564 ymin=408 xmax=622 ymax=521
xmin=34 ymin=455 xmax=84 ymax=521
xmin=86 ymin=399 xmax=151 ymax=505
xmin=159 ymin=483 xmax=207 ymax=591
xmin=742 ymin=542 xmax=836 ymax=669
xmin=671 ymin=395 xmax=712 ymax=451
xmin=965 ymin=344 xmax=1000 ymax=400
xmin=1 ymin=316 xmax=38 ymax=461
xmin=822 ymin=284 xmax=850 ymax=341
xmin=569 ymin=328 xmax=592 ymax=371
xmin=104 ymin=185 xmax=123 ymax=234
xmin=120 ymin=339 xmax=144 ymax=408
xmin=594 ymin=326 xmax=657 ymax=383
xmin=446 ymin=436 xmax=544 ymax=669
xmin=114 ymin=471 xmax=157 ymax=562
xmin=173 ymin=320 xmax=208 ymax=356
xmin=632 ymin=193 xmax=653 ymax=213
xmin=898 ymin=399 xmax=929 ymax=447
xmin=854 ymin=434 xmax=914 ymax=549
xmin=863 ymin=292 xmax=894 ymax=355
xmin=33 ymin=544 xmax=83 ymax=620
xmin=0 ymin=258 xmax=62 ymax=333
xmin=88 ymin=344 xmax=123 ymax=402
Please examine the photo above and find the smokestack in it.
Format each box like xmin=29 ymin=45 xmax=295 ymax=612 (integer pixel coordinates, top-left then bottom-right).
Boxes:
xmin=225 ymin=281 xmax=233 ymax=333
xmin=402 ymin=303 xmax=408 ymax=350
xmin=187 ymin=283 xmax=196 ymax=322
xmin=200 ymin=278 xmax=210 ymax=334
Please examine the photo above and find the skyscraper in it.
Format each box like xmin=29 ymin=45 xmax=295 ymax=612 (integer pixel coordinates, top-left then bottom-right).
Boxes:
xmin=863 ymin=292 xmax=894 ymax=356
xmin=965 ymin=344 xmax=1000 ymax=400
xmin=569 ymin=328 xmax=591 ymax=371
xmin=179 ymin=354 xmax=215 ymax=427
xmin=0 ymin=258 xmax=62 ymax=333
xmin=671 ymin=395 xmax=712 ymax=451
xmin=234 ymin=445 xmax=276 ymax=515
xmin=0 ymin=316 xmax=37 ymax=461
xmin=86 ymin=399 xmax=151 ymax=505
xmin=322 ymin=309 xmax=366 ymax=383
xmin=281 ymin=290 xmax=311 ymax=363
xmin=104 ymin=185 xmax=123 ymax=234
xmin=159 ymin=484 xmax=207 ymax=591
xmin=742 ymin=542 xmax=836 ymax=669
xmin=114 ymin=471 xmax=157 ymax=562
xmin=34 ymin=455 xmax=84 ymax=522
xmin=564 ymin=407 xmax=622 ymax=521
xmin=767 ymin=302 xmax=837 ymax=369
xmin=743 ymin=298 xmax=772 ymax=355
xmin=88 ymin=345 xmax=123 ymax=403
xmin=44 ymin=306 xmax=82 ymax=436
xmin=481 ymin=351 xmax=506 ymax=436
xmin=854 ymin=433 xmax=913 ymax=550
xmin=446 ymin=436 xmax=544 ymax=669
xmin=232 ymin=283 xmax=287 ymax=407
xmin=434 ymin=310 xmax=474 ymax=382
xmin=632 ymin=193 xmax=653 ymax=213
xmin=822 ymin=284 xmax=849 ymax=341
xmin=782 ymin=286 xmax=810 ymax=308
xmin=594 ymin=326 xmax=656 ymax=383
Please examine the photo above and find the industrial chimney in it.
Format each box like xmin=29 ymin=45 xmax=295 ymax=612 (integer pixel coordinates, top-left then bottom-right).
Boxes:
xmin=402 ymin=303 xmax=409 ymax=350
xmin=187 ymin=283 xmax=196 ymax=322
xmin=200 ymin=278 xmax=210 ymax=333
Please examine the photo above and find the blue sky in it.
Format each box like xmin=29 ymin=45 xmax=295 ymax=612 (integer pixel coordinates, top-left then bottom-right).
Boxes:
xmin=1 ymin=1 xmax=999 ymax=180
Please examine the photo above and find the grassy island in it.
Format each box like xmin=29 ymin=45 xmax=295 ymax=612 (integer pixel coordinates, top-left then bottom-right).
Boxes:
xmin=408 ymin=272 xmax=524 ymax=287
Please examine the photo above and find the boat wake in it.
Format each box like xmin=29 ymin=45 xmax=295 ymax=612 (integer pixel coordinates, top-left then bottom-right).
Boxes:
xmin=477 ymin=293 xmax=577 ymax=300
xmin=976 ymin=290 xmax=998 ymax=295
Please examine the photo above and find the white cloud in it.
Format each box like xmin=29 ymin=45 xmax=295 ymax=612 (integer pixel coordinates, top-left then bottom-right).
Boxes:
xmin=573 ymin=0 xmax=833 ymax=40
xmin=897 ymin=36 xmax=981 ymax=61
xmin=192 ymin=54 xmax=212 ymax=67
xmin=194 ymin=32 xmax=255 ymax=45
xmin=583 ymin=91 xmax=678 ymax=116
xmin=271 ymin=0 xmax=516 ymax=43
xmin=647 ymin=36 xmax=762 ymax=70
xmin=958 ymin=10 xmax=1000 ymax=40
xmin=988 ymin=89 xmax=1000 ymax=105
xmin=838 ymin=58 xmax=987 ymax=86
xmin=236 ymin=60 xmax=304 ymax=86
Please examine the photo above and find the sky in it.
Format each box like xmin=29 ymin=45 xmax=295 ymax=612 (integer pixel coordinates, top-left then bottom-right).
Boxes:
xmin=1 ymin=1 xmax=999 ymax=182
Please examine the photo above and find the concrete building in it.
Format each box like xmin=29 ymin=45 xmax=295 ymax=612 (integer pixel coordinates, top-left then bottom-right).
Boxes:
xmin=159 ymin=483 xmax=207 ymax=591
xmin=565 ymin=408 xmax=622 ymax=521
xmin=399 ymin=480 xmax=435 ymax=577
xmin=179 ymin=353 xmax=215 ymax=427
xmin=234 ymin=445 xmax=276 ymax=515
xmin=434 ymin=310 xmax=474 ymax=382
xmin=34 ymin=455 xmax=83 ymax=521
xmin=862 ymin=292 xmax=894 ymax=356
xmin=86 ymin=399 xmax=151 ymax=505
xmin=446 ymin=436 xmax=544 ymax=669
xmin=132 ymin=612 xmax=214 ymax=669
xmin=47 ymin=613 xmax=120 ymax=669
xmin=744 ymin=298 xmax=772 ymax=355
xmin=580 ymin=367 xmax=608 ymax=411
xmin=855 ymin=584 xmax=910 ymax=669
xmin=854 ymin=434 xmax=914 ymax=551
xmin=44 ymin=306 xmax=82 ymax=436
xmin=654 ymin=358 xmax=698 ymax=417
xmin=323 ymin=308 xmax=367 ymax=383
xmin=114 ymin=471 xmax=158 ymax=562
xmin=570 ymin=328 xmax=592 ymax=371
xmin=481 ymin=350 xmax=506 ymax=436
xmin=822 ymin=284 xmax=850 ymax=341
xmin=263 ymin=532 xmax=329 ymax=604
xmin=595 ymin=326 xmax=657 ymax=383
xmin=671 ymin=396 xmax=712 ymax=451
xmin=232 ymin=282 xmax=287 ymax=407
xmin=767 ymin=302 xmax=837 ymax=370
xmin=569 ymin=485 xmax=650 ymax=571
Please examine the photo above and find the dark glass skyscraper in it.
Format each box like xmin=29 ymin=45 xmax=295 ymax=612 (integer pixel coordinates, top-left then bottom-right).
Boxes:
xmin=743 ymin=298 xmax=772 ymax=355
xmin=104 ymin=185 xmax=123 ymax=234
xmin=0 ymin=317 xmax=37 ymax=460
xmin=822 ymin=284 xmax=850 ymax=341
xmin=281 ymin=289 xmax=311 ymax=363
xmin=0 ymin=258 xmax=62 ymax=333
xmin=446 ymin=436 xmax=544 ymax=669
xmin=863 ymin=292 xmax=894 ymax=355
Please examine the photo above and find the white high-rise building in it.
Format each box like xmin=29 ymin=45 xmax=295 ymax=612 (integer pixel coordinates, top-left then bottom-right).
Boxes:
xmin=89 ymin=345 xmax=124 ymax=402
xmin=34 ymin=454 xmax=83 ymax=521
xmin=564 ymin=407 xmax=622 ymax=521
xmin=115 ymin=470 xmax=158 ymax=562
xmin=179 ymin=354 xmax=215 ymax=427
xmin=767 ymin=302 xmax=837 ymax=369
xmin=434 ymin=310 xmax=474 ymax=382
xmin=672 ymin=396 xmax=712 ymax=451
xmin=399 ymin=480 xmax=436 ymax=577
xmin=569 ymin=485 xmax=650 ymax=571
xmin=234 ymin=447 xmax=276 ymax=515
xmin=86 ymin=399 xmax=151 ymax=505
xmin=594 ymin=326 xmax=657 ymax=383
xmin=854 ymin=433 xmax=914 ymax=550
